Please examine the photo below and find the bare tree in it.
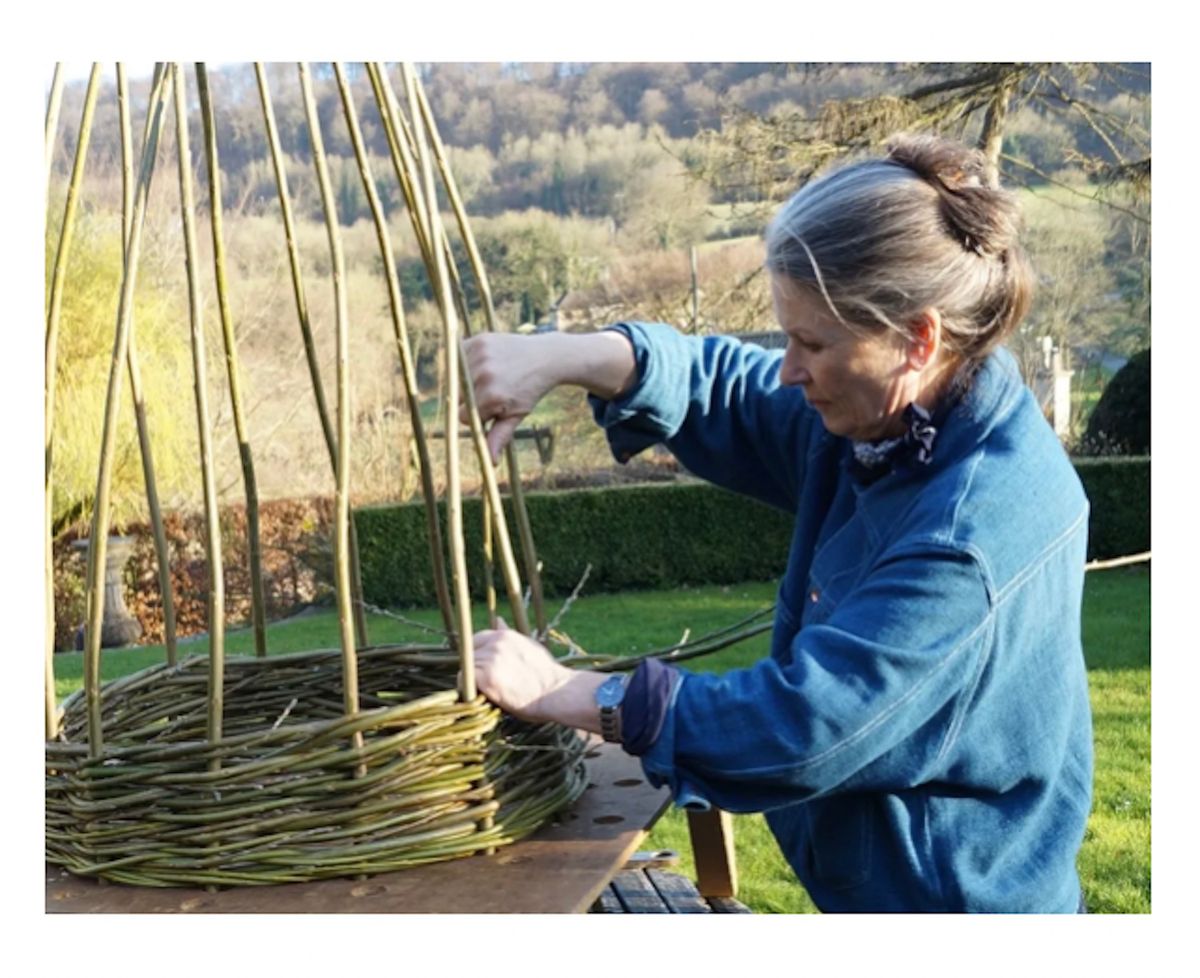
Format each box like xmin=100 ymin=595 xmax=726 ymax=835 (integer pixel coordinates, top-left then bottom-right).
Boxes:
xmin=690 ymin=63 xmax=1149 ymax=214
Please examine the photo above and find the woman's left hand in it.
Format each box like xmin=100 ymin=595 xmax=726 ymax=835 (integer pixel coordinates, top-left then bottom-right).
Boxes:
xmin=472 ymin=621 xmax=606 ymax=731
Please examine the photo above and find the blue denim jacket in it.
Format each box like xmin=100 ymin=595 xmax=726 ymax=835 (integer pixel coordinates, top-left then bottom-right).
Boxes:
xmin=590 ymin=322 xmax=1093 ymax=913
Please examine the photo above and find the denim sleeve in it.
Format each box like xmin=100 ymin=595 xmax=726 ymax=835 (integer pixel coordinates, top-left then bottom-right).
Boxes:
xmin=587 ymin=322 xmax=818 ymax=512
xmin=620 ymin=658 xmax=681 ymax=756
xmin=636 ymin=544 xmax=992 ymax=813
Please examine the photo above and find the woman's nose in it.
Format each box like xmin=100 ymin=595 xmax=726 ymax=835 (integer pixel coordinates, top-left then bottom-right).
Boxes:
xmin=780 ymin=348 xmax=811 ymax=387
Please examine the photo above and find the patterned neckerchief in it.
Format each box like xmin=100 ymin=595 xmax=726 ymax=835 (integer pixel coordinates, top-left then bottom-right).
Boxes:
xmin=848 ymin=362 xmax=977 ymax=485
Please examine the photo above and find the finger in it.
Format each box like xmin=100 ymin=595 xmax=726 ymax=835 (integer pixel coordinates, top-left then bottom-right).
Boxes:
xmin=486 ymin=416 xmax=521 ymax=463
xmin=496 ymin=616 xmax=508 ymax=631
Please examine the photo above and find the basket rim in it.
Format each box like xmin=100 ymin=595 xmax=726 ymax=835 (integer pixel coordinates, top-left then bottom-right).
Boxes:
xmin=49 ymin=642 xmax=493 ymax=757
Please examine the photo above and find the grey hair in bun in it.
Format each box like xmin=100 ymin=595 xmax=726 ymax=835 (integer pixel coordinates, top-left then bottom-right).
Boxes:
xmin=765 ymin=134 xmax=1033 ymax=362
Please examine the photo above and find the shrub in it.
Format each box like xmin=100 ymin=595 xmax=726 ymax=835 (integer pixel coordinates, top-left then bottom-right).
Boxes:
xmin=1073 ymin=456 xmax=1151 ymax=561
xmin=46 ymin=204 xmax=198 ymax=536
xmin=355 ymin=458 xmax=1150 ymax=607
xmin=1081 ymin=349 xmax=1150 ymax=455
xmin=354 ymin=482 xmax=794 ymax=607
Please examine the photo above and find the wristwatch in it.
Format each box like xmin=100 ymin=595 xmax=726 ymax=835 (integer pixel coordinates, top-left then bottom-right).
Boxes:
xmin=595 ymin=673 xmax=629 ymax=744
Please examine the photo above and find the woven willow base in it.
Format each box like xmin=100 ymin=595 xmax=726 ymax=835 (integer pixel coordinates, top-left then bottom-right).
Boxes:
xmin=46 ymin=645 xmax=588 ymax=887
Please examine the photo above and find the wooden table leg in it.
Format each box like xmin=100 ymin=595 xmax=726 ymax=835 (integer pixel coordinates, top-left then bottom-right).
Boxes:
xmin=685 ymin=807 xmax=738 ymax=898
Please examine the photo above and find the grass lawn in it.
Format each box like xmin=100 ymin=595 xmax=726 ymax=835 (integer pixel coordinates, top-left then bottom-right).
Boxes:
xmin=50 ymin=567 xmax=1149 ymax=913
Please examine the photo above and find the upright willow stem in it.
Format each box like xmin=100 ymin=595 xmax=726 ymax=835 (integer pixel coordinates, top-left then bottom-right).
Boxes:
xmin=80 ymin=64 xmax=171 ymax=757
xmin=45 ymin=63 xmax=102 ymax=740
xmin=195 ymin=63 xmax=268 ymax=658
xmin=370 ymin=78 xmax=476 ymax=350
xmin=454 ymin=340 xmax=530 ymax=635
xmin=299 ymin=62 xmax=363 ymax=768
xmin=387 ymin=66 xmax=528 ymax=634
xmin=171 ymin=63 xmax=226 ymax=759
xmin=45 ymin=63 xmax=101 ymax=375
xmin=365 ymin=65 xmax=431 ymax=263
xmin=364 ymin=62 xmax=457 ymax=639
xmin=410 ymin=73 xmax=547 ymax=635
xmin=253 ymin=64 xmax=371 ymax=650
xmin=119 ymin=63 xmax=178 ymax=667
xmin=253 ymin=64 xmax=336 ymax=461
xmin=402 ymin=62 xmax=475 ymax=700
xmin=339 ymin=63 xmax=463 ymax=638
xmin=481 ymin=493 xmax=498 ymax=628
xmin=45 ymin=63 xmax=65 ymax=187
xmin=370 ymin=63 xmax=528 ymax=635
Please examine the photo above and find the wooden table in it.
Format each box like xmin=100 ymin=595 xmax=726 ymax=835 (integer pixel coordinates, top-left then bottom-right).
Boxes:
xmin=46 ymin=737 xmax=673 ymax=914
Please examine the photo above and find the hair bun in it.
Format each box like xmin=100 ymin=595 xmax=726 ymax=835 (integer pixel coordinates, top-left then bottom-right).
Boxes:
xmin=886 ymin=134 xmax=1021 ymax=259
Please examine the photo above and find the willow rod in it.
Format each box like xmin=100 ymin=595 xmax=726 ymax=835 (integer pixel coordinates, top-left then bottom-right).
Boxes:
xmin=45 ymin=63 xmax=101 ymax=392
xmin=338 ymin=63 xmax=456 ymax=638
xmin=411 ymin=73 xmax=548 ymax=636
xmin=195 ymin=63 xmax=268 ymax=658
xmin=481 ymin=491 xmax=498 ymax=628
xmin=369 ymin=67 xmax=482 ymax=352
xmin=364 ymin=60 xmax=455 ymax=630
xmin=367 ymin=67 xmax=474 ymax=350
xmin=374 ymin=65 xmax=536 ymax=635
xmin=453 ymin=341 xmax=530 ymax=635
xmin=171 ymin=63 xmax=226 ymax=758
xmin=299 ymin=62 xmax=364 ymax=767
xmin=367 ymin=66 xmax=532 ymax=633
xmin=45 ymin=486 xmax=56 ymax=737
xmin=252 ymin=64 xmax=372 ymax=650
xmin=45 ymin=63 xmax=65 ymax=186
xmin=369 ymin=73 xmax=478 ymax=353
xmin=1084 ymin=551 xmax=1151 ymax=572
xmin=362 ymin=64 xmax=528 ymax=635
xmin=365 ymin=64 xmax=432 ymax=264
xmin=45 ymin=63 xmax=102 ymax=740
xmin=401 ymin=62 xmax=476 ymax=701
xmin=252 ymin=64 xmax=336 ymax=461
xmin=80 ymin=63 xmax=172 ymax=757
xmin=118 ymin=63 xmax=179 ymax=667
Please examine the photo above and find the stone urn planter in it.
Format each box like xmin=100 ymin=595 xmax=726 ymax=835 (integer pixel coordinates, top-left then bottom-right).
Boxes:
xmin=71 ymin=535 xmax=143 ymax=650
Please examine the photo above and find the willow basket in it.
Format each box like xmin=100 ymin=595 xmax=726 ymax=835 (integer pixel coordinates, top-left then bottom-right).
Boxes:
xmin=46 ymin=645 xmax=588 ymax=887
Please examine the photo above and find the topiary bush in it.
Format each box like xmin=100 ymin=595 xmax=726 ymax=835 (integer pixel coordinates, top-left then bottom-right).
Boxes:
xmin=1082 ymin=349 xmax=1150 ymax=455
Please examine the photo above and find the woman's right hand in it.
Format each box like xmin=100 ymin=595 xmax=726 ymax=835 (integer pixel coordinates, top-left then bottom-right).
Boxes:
xmin=463 ymin=330 xmax=638 ymax=461
xmin=463 ymin=333 xmax=563 ymax=461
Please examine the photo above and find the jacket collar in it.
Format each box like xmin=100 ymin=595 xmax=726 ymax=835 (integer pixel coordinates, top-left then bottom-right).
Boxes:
xmin=846 ymin=347 xmax=1026 ymax=487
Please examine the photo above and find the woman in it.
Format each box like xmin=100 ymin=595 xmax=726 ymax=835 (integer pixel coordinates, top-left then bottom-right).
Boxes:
xmin=465 ymin=135 xmax=1093 ymax=913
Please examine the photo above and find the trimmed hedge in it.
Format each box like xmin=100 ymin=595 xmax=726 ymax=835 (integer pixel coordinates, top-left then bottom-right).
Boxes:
xmin=355 ymin=482 xmax=795 ymax=608
xmin=355 ymin=457 xmax=1149 ymax=606
xmin=1073 ymin=456 xmax=1150 ymax=562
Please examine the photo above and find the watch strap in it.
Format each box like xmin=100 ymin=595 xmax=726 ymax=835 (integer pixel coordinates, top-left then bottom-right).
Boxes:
xmin=598 ymin=674 xmax=628 ymax=744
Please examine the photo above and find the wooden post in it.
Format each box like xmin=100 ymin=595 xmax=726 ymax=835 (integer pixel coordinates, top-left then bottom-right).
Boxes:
xmin=690 ymin=245 xmax=699 ymax=331
xmin=685 ymin=807 xmax=738 ymax=898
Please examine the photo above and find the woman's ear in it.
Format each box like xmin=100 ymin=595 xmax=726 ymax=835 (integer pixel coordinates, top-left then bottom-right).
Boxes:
xmin=906 ymin=309 xmax=942 ymax=370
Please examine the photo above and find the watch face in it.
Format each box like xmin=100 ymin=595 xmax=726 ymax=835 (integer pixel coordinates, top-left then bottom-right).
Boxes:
xmin=596 ymin=675 xmax=626 ymax=708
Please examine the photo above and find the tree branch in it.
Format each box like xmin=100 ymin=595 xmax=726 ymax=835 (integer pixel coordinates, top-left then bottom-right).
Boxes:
xmin=1000 ymin=153 xmax=1149 ymax=224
